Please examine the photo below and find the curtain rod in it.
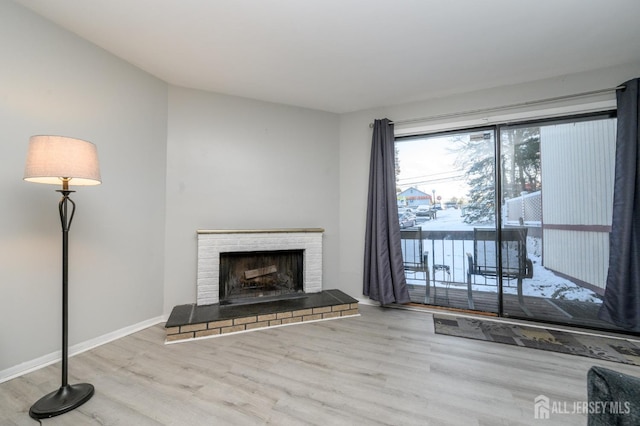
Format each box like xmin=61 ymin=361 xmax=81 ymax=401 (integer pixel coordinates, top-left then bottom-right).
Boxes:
xmin=369 ymin=85 xmax=625 ymax=128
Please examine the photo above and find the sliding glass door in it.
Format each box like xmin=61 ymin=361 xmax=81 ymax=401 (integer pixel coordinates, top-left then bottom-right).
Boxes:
xmin=397 ymin=112 xmax=624 ymax=332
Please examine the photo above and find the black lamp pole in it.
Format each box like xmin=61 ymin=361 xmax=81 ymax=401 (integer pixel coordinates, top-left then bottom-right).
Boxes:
xmin=29 ymin=180 xmax=95 ymax=419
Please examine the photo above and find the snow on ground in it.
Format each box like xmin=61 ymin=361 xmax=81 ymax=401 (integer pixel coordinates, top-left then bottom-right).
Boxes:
xmin=406 ymin=207 xmax=602 ymax=304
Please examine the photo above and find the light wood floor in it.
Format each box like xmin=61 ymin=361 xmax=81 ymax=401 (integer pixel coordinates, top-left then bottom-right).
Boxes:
xmin=2 ymin=304 xmax=640 ymax=425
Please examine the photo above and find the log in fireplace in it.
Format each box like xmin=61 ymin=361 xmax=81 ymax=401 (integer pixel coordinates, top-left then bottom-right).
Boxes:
xmin=219 ymin=249 xmax=304 ymax=304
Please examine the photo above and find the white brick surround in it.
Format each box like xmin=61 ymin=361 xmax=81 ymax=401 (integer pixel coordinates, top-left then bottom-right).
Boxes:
xmin=196 ymin=229 xmax=324 ymax=306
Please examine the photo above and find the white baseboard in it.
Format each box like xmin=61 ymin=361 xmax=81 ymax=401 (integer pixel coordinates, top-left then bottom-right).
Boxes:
xmin=356 ymin=297 xmax=378 ymax=306
xmin=0 ymin=315 xmax=166 ymax=384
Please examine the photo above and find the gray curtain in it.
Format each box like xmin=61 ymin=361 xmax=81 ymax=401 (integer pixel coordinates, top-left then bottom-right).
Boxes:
xmin=599 ymin=78 xmax=640 ymax=331
xmin=363 ymin=118 xmax=410 ymax=305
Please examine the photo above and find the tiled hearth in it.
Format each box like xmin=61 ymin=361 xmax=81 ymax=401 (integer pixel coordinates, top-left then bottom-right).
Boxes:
xmin=165 ymin=290 xmax=359 ymax=343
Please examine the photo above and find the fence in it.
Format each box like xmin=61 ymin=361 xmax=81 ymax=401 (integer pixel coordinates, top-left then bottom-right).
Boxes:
xmin=504 ymin=191 xmax=541 ymax=226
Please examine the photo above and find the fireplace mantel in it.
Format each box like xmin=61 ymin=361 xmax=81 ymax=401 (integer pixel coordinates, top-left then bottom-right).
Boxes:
xmin=196 ymin=228 xmax=324 ymax=306
xmin=198 ymin=228 xmax=324 ymax=235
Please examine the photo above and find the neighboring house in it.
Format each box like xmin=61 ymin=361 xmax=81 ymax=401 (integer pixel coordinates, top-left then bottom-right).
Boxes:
xmin=540 ymin=119 xmax=616 ymax=294
xmin=398 ymin=187 xmax=431 ymax=208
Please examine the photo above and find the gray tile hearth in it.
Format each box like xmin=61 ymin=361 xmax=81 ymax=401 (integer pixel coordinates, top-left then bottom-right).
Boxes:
xmin=165 ymin=289 xmax=359 ymax=343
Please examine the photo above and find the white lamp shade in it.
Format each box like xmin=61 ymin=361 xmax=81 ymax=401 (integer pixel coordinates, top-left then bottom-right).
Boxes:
xmin=24 ymin=135 xmax=101 ymax=186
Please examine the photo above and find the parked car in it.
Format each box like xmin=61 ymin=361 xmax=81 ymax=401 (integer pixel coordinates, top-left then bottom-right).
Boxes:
xmin=399 ymin=212 xmax=416 ymax=228
xmin=415 ymin=205 xmax=432 ymax=218
xmin=444 ymin=202 xmax=459 ymax=209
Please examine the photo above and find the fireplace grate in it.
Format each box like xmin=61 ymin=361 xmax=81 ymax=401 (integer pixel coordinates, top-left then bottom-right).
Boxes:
xmin=219 ymin=249 xmax=304 ymax=303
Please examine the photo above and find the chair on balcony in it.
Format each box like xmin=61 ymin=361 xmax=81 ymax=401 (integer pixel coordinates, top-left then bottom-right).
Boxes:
xmin=400 ymin=228 xmax=431 ymax=303
xmin=466 ymin=227 xmax=533 ymax=315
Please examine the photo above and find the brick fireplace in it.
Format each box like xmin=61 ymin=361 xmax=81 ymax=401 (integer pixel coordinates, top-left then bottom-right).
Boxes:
xmin=196 ymin=228 xmax=324 ymax=305
xmin=165 ymin=228 xmax=359 ymax=343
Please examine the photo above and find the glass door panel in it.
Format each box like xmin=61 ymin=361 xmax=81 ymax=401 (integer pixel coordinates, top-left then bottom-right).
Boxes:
xmin=396 ymin=129 xmax=498 ymax=313
xmin=499 ymin=116 xmax=622 ymax=330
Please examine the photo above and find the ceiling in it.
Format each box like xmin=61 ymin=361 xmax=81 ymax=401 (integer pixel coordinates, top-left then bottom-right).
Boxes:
xmin=12 ymin=0 xmax=640 ymax=113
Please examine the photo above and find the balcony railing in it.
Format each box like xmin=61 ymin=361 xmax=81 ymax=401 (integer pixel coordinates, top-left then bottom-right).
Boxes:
xmin=401 ymin=229 xmax=474 ymax=285
xmin=401 ymin=228 xmax=527 ymax=313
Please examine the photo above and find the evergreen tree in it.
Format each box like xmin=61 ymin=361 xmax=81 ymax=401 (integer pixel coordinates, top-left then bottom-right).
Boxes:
xmin=454 ymin=128 xmax=541 ymax=224
xmin=454 ymin=133 xmax=495 ymax=224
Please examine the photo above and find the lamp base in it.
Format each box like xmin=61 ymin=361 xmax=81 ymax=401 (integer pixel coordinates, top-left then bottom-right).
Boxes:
xmin=29 ymin=383 xmax=94 ymax=419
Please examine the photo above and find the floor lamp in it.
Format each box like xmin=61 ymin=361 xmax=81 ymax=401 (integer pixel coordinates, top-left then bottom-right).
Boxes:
xmin=24 ymin=135 xmax=101 ymax=419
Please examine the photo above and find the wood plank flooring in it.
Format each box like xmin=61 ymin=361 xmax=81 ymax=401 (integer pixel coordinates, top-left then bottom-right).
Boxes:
xmin=2 ymin=304 xmax=640 ymax=425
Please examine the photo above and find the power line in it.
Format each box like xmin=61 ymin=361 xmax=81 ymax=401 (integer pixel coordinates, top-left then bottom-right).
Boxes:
xmin=400 ymin=174 xmax=466 ymax=186
xmin=397 ymin=170 xmax=463 ymax=182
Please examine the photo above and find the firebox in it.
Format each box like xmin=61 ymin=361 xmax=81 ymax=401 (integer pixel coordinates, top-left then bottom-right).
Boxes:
xmin=219 ymin=249 xmax=304 ymax=304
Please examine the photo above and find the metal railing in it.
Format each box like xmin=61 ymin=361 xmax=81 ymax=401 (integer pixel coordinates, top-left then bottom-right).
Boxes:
xmin=402 ymin=229 xmax=523 ymax=290
xmin=419 ymin=230 xmax=474 ymax=285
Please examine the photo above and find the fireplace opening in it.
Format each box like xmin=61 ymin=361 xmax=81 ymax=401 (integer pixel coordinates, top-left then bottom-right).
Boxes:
xmin=219 ymin=249 xmax=304 ymax=305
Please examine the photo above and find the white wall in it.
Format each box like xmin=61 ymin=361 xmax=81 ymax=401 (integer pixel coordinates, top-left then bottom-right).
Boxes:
xmin=338 ymin=62 xmax=640 ymax=301
xmin=0 ymin=1 xmax=168 ymax=374
xmin=163 ymin=87 xmax=340 ymax=313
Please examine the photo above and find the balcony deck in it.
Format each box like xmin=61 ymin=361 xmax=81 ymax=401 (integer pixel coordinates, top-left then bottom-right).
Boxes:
xmin=406 ymin=284 xmax=624 ymax=332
